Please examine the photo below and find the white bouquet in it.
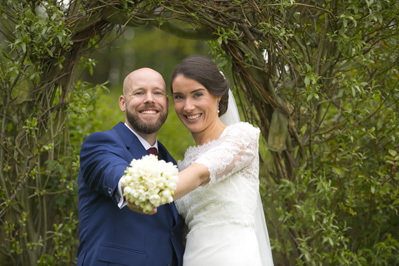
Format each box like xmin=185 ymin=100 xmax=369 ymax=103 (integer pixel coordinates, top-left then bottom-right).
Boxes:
xmin=120 ymin=154 xmax=179 ymax=213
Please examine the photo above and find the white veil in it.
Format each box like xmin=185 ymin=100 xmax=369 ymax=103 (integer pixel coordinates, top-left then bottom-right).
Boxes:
xmin=220 ymin=89 xmax=274 ymax=266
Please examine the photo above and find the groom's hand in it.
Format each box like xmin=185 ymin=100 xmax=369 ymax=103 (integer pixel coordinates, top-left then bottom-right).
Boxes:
xmin=126 ymin=200 xmax=157 ymax=215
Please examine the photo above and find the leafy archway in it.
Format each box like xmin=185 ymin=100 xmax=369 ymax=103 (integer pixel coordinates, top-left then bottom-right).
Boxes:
xmin=1 ymin=0 xmax=398 ymax=265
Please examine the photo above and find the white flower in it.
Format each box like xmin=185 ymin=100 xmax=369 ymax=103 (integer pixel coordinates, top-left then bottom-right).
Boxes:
xmin=121 ymin=154 xmax=179 ymax=213
xmin=162 ymin=189 xmax=171 ymax=199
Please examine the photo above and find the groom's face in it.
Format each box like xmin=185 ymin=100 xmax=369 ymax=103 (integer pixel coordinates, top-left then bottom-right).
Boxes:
xmin=120 ymin=69 xmax=169 ymax=135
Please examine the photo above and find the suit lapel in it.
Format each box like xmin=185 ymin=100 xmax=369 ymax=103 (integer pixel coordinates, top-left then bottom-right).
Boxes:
xmin=114 ymin=122 xmax=148 ymax=159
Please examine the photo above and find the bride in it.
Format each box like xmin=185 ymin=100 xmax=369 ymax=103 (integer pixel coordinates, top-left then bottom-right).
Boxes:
xmin=170 ymin=55 xmax=274 ymax=266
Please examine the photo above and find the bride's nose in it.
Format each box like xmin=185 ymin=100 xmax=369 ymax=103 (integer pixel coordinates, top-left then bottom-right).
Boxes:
xmin=183 ymin=99 xmax=195 ymax=112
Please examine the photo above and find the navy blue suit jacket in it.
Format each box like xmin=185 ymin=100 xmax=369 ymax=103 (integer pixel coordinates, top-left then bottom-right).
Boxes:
xmin=77 ymin=122 xmax=185 ymax=266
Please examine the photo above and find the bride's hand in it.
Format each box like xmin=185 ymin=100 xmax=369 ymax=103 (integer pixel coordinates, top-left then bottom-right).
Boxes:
xmin=126 ymin=200 xmax=157 ymax=215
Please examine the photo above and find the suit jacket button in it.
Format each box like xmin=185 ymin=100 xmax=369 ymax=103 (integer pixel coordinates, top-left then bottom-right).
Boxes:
xmin=108 ymin=188 xmax=112 ymax=195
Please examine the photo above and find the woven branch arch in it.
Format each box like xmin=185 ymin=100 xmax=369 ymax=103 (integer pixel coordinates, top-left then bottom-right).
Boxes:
xmin=64 ymin=0 xmax=302 ymax=181
xmin=2 ymin=0 xmax=398 ymax=264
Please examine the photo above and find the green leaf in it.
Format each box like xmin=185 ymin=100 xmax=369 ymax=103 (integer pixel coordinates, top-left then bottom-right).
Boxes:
xmin=333 ymin=167 xmax=342 ymax=176
xmin=304 ymin=76 xmax=310 ymax=87
xmin=388 ymin=150 xmax=397 ymax=157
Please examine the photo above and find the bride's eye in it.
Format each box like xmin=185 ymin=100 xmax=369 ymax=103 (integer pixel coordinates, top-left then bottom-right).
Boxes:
xmin=194 ymin=93 xmax=203 ymax=98
xmin=174 ymin=95 xmax=183 ymax=100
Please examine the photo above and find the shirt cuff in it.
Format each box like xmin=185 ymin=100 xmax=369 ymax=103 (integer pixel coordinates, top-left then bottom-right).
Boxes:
xmin=117 ymin=178 xmax=127 ymax=209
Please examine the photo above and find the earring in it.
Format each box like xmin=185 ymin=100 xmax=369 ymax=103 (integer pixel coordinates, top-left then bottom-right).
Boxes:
xmin=217 ymin=101 xmax=220 ymax=114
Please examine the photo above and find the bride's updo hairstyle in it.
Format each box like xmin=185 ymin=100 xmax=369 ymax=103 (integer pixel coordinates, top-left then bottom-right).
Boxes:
xmin=171 ymin=55 xmax=230 ymax=116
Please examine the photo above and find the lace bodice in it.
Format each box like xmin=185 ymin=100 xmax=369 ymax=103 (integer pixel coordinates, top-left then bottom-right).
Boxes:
xmin=175 ymin=122 xmax=260 ymax=235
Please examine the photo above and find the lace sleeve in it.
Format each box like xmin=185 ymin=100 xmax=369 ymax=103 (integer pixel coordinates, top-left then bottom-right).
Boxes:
xmin=194 ymin=122 xmax=260 ymax=183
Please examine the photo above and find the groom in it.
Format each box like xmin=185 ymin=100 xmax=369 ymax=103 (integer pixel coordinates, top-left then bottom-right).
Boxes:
xmin=77 ymin=68 xmax=185 ymax=266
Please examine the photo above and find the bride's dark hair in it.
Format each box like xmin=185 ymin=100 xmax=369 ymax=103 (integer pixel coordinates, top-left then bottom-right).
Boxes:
xmin=170 ymin=55 xmax=230 ymax=116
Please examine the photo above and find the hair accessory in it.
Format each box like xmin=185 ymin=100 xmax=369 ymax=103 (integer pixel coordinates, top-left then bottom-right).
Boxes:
xmin=219 ymin=71 xmax=226 ymax=79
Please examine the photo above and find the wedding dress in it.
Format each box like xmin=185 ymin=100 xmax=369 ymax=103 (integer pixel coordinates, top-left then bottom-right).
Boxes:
xmin=175 ymin=122 xmax=274 ymax=266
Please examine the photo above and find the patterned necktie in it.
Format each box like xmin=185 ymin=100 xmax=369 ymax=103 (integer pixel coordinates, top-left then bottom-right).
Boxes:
xmin=147 ymin=147 xmax=158 ymax=156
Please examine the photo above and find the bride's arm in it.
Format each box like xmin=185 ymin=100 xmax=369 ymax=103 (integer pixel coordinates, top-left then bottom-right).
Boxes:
xmin=173 ymin=123 xmax=260 ymax=200
xmin=173 ymin=163 xmax=210 ymax=200
xmin=172 ymin=123 xmax=260 ymax=201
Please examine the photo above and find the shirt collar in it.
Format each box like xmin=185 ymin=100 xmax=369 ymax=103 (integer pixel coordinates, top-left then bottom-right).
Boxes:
xmin=124 ymin=123 xmax=158 ymax=151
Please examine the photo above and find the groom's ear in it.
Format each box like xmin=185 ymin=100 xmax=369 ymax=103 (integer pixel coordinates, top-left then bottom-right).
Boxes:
xmin=119 ymin=95 xmax=126 ymax=112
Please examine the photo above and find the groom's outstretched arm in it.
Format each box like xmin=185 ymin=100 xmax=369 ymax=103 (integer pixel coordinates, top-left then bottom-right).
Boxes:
xmin=80 ymin=131 xmax=128 ymax=202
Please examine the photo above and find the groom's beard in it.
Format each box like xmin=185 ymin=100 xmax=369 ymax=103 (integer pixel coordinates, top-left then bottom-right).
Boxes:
xmin=126 ymin=107 xmax=168 ymax=135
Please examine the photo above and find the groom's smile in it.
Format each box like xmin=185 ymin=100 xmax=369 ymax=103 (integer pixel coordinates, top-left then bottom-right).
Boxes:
xmin=140 ymin=110 xmax=158 ymax=114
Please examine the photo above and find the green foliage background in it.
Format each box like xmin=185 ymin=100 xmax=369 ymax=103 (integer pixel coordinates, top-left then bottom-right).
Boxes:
xmin=1 ymin=1 xmax=399 ymax=265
